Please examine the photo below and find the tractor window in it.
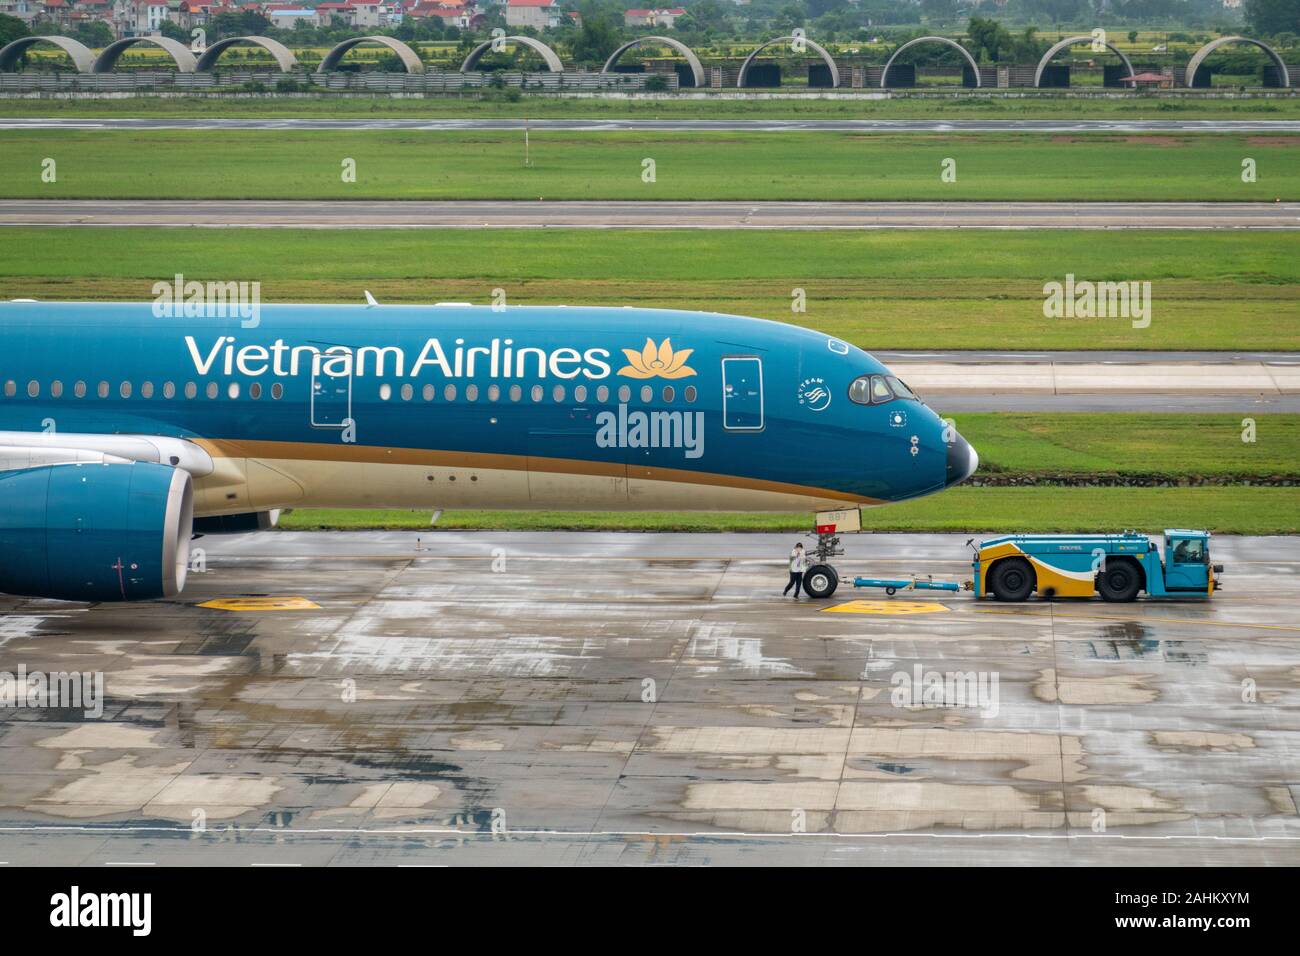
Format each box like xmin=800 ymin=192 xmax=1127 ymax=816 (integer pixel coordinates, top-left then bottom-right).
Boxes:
xmin=1171 ymin=538 xmax=1205 ymax=563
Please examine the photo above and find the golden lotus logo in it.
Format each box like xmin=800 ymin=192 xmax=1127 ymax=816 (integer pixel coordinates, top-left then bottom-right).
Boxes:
xmin=618 ymin=338 xmax=696 ymax=379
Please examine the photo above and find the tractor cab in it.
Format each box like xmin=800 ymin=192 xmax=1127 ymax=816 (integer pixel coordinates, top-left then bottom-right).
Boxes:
xmin=1162 ymin=529 xmax=1213 ymax=592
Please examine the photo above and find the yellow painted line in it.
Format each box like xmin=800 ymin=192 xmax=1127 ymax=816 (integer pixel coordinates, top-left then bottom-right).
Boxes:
xmin=198 ymin=597 xmax=322 ymax=612
xmin=822 ymin=600 xmax=950 ymax=615
xmin=970 ymin=606 xmax=1300 ymax=633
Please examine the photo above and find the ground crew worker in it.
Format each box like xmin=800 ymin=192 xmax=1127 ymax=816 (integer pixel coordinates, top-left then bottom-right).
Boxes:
xmin=784 ymin=542 xmax=806 ymax=598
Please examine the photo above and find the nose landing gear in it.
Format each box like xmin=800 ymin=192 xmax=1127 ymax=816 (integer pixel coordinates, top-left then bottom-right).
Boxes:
xmin=802 ymin=530 xmax=844 ymax=599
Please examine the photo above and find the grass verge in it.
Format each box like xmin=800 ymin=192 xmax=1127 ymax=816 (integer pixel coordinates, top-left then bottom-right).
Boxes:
xmin=2 ymin=228 xmax=1295 ymax=351
xmin=277 ymin=487 xmax=1299 ymax=535
xmin=1 ymin=130 xmax=1297 ymax=201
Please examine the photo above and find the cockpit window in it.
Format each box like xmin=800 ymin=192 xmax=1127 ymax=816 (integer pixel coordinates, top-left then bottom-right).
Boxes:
xmin=886 ymin=376 xmax=917 ymax=401
xmin=849 ymin=374 xmax=903 ymax=405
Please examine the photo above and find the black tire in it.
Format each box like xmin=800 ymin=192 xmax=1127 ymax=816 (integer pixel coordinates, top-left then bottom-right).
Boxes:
xmin=990 ymin=557 xmax=1035 ymax=602
xmin=884 ymin=586 xmax=896 ymax=596
xmin=803 ymin=564 xmax=838 ymax=599
xmin=1096 ymin=558 xmax=1141 ymax=602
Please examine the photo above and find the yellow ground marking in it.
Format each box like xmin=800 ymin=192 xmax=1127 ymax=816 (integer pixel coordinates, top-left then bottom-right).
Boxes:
xmin=971 ymin=606 xmax=1300 ymax=633
xmin=198 ymin=597 xmax=322 ymax=612
xmin=822 ymin=600 xmax=950 ymax=615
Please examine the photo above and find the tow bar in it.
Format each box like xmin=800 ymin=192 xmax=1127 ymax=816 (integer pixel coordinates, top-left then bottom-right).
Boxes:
xmin=852 ymin=575 xmax=969 ymax=597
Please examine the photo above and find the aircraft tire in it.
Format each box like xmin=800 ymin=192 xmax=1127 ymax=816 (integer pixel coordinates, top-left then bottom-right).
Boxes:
xmin=803 ymin=564 xmax=838 ymax=599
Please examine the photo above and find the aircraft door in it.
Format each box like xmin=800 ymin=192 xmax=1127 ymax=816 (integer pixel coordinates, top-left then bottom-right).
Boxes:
xmin=309 ymin=353 xmax=353 ymax=430
xmin=722 ymin=356 xmax=764 ymax=431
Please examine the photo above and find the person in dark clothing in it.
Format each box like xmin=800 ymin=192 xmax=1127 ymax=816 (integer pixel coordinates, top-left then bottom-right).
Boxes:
xmin=783 ymin=542 xmax=806 ymax=597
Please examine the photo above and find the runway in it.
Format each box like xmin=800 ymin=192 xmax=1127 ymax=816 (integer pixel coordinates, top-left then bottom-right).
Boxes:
xmin=3 ymin=199 xmax=1297 ymax=229
xmin=891 ymin=354 xmax=1300 ymax=412
xmin=4 ymin=117 xmax=1300 ymax=133
xmin=0 ymin=530 xmax=1296 ymax=866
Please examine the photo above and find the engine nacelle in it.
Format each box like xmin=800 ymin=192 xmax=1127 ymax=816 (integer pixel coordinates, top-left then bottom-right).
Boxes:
xmin=193 ymin=510 xmax=281 ymax=535
xmin=0 ymin=461 xmax=193 ymax=602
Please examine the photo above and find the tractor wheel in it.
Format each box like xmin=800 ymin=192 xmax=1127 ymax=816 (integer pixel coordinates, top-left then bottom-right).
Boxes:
xmin=1097 ymin=559 xmax=1141 ymax=602
xmin=990 ymin=557 xmax=1035 ymax=602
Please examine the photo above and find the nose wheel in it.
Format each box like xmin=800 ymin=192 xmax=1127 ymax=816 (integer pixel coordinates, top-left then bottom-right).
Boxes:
xmin=801 ymin=529 xmax=846 ymax=599
xmin=803 ymin=564 xmax=839 ymax=599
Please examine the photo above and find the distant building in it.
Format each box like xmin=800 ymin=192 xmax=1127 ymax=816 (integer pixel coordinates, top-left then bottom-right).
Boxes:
xmin=623 ymin=7 xmax=685 ymax=28
xmin=504 ymin=0 xmax=557 ymax=30
xmin=265 ymin=6 xmax=322 ymax=27
xmin=406 ymin=0 xmax=472 ymax=27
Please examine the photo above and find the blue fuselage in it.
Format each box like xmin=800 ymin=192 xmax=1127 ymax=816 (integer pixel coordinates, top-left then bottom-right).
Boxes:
xmin=0 ymin=302 xmax=976 ymax=512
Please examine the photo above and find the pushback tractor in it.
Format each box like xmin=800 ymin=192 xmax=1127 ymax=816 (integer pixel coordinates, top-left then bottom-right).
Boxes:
xmin=803 ymin=512 xmax=1222 ymax=603
xmin=973 ymin=530 xmax=1222 ymax=603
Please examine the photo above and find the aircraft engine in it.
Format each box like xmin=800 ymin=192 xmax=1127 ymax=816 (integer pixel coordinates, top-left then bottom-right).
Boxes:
xmin=0 ymin=461 xmax=193 ymax=601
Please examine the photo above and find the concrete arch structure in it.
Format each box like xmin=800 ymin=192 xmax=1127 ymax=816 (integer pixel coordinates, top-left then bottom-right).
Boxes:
xmin=602 ymin=36 xmax=703 ymax=88
xmin=1033 ymin=35 xmax=1134 ymax=88
xmin=737 ymin=35 xmax=839 ymax=88
xmin=1184 ymin=36 xmax=1289 ymax=89
xmin=196 ymin=36 xmax=299 ymax=73
xmin=461 ymin=36 xmax=563 ymax=73
xmin=0 ymin=35 xmax=96 ymax=73
xmin=881 ymin=36 xmax=981 ymax=88
xmin=317 ymin=35 xmax=424 ymax=74
xmin=93 ymin=36 xmax=198 ymax=73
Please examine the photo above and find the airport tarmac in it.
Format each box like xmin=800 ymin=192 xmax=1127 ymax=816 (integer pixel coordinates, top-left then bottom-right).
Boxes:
xmin=3 ymin=199 xmax=1296 ymax=230
xmin=0 ymin=530 xmax=1297 ymax=866
xmin=3 ymin=118 xmax=1300 ymax=133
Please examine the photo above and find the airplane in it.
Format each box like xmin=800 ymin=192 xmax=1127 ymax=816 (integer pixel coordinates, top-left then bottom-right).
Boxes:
xmin=0 ymin=300 xmax=978 ymax=603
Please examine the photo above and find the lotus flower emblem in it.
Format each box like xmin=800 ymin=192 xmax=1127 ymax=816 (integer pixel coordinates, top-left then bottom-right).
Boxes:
xmin=617 ymin=337 xmax=696 ymax=379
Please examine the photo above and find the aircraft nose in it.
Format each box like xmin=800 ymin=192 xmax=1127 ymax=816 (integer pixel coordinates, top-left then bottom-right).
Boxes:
xmin=945 ymin=432 xmax=979 ymax=487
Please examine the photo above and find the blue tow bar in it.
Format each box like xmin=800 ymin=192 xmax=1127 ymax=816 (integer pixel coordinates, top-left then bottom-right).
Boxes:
xmin=853 ymin=576 xmax=963 ymax=596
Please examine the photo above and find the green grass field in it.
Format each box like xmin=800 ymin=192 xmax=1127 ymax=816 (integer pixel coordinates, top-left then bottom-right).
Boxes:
xmin=953 ymin=414 xmax=1298 ymax=478
xmin=2 ymin=228 xmax=1294 ymax=351
xmin=4 ymin=93 xmax=1300 ymax=120
xmin=1 ymin=130 xmax=1296 ymax=200
xmin=278 ymin=487 xmax=1299 ymax=535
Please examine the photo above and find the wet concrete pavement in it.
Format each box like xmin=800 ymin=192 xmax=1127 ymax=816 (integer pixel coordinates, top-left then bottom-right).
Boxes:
xmin=0 ymin=531 xmax=1297 ymax=866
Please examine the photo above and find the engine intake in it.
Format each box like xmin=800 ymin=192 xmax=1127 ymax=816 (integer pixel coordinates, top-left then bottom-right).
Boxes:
xmin=0 ymin=461 xmax=193 ymax=601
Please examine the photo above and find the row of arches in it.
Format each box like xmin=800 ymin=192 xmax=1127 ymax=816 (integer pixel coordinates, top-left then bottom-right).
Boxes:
xmin=0 ymin=33 xmax=1291 ymax=88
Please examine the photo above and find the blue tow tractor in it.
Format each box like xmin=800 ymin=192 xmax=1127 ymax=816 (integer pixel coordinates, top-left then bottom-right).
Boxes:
xmin=803 ymin=511 xmax=1222 ymax=602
